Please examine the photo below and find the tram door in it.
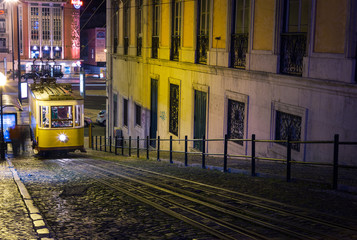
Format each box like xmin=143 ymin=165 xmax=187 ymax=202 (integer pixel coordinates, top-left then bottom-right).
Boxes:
xmin=150 ymin=79 xmax=158 ymax=147
xmin=193 ymin=90 xmax=207 ymax=151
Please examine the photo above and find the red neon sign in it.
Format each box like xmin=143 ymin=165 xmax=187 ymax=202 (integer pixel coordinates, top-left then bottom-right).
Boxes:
xmin=0 ymin=10 xmax=5 ymax=15
xmin=71 ymin=0 xmax=83 ymax=9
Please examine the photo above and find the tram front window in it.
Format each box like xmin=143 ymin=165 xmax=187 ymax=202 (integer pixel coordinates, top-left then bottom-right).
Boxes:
xmin=51 ymin=106 xmax=73 ymax=128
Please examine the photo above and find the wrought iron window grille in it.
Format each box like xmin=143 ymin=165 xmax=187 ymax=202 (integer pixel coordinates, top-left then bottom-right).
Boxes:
xmin=275 ymin=110 xmax=302 ymax=151
xmin=170 ymin=35 xmax=180 ymax=61
xmin=231 ymin=33 xmax=248 ymax=69
xmin=280 ymin=33 xmax=307 ymax=76
xmin=196 ymin=35 xmax=208 ymax=64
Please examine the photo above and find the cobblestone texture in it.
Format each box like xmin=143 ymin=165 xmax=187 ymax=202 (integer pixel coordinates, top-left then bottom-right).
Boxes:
xmin=0 ymin=161 xmax=38 ymax=240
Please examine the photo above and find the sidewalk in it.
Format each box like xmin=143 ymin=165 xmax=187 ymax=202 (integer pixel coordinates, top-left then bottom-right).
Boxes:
xmin=0 ymin=158 xmax=52 ymax=240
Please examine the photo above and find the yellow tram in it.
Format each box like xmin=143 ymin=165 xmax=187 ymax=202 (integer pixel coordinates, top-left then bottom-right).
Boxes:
xmin=29 ymin=77 xmax=85 ymax=154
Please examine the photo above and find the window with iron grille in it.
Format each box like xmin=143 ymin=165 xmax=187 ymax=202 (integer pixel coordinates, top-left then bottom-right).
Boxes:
xmin=280 ymin=0 xmax=309 ymax=76
xmin=123 ymin=0 xmax=130 ymax=55
xmin=31 ymin=7 xmax=39 ymax=40
xmin=152 ymin=0 xmax=160 ymax=58
xmin=135 ymin=104 xmax=141 ymax=126
xmin=275 ymin=110 xmax=302 ymax=151
xmin=123 ymin=98 xmax=128 ymax=127
xmin=42 ymin=8 xmax=50 ymax=41
xmin=231 ymin=0 xmax=250 ymax=68
xmin=227 ymin=99 xmax=245 ymax=145
xmin=136 ymin=0 xmax=143 ymax=56
xmin=169 ymin=84 xmax=179 ymax=136
xmin=196 ymin=0 xmax=210 ymax=63
xmin=170 ymin=0 xmax=182 ymax=61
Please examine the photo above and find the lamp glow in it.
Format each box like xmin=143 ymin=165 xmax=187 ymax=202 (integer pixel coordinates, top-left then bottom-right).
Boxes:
xmin=58 ymin=134 xmax=68 ymax=143
xmin=0 ymin=72 xmax=6 ymax=86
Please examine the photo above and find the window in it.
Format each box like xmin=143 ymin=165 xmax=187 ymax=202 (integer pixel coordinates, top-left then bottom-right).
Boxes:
xmin=135 ymin=104 xmax=141 ymax=126
xmin=75 ymin=105 xmax=82 ymax=127
xmin=53 ymin=7 xmax=62 ymax=42
xmin=136 ymin=0 xmax=143 ymax=56
xmin=227 ymin=99 xmax=245 ymax=145
xmin=170 ymin=0 xmax=182 ymax=61
xmin=113 ymin=1 xmax=119 ymax=53
xmin=42 ymin=8 xmax=50 ymax=41
xmin=19 ymin=5 xmax=23 ymax=54
xmin=41 ymin=106 xmax=49 ymax=128
xmin=275 ymin=111 xmax=302 ymax=151
xmin=31 ymin=7 xmax=39 ymax=40
xmin=123 ymin=98 xmax=128 ymax=127
xmin=123 ymin=0 xmax=130 ymax=55
xmin=152 ymin=0 xmax=160 ymax=58
xmin=51 ymin=106 xmax=73 ymax=128
xmin=231 ymin=0 xmax=250 ymax=68
xmin=196 ymin=0 xmax=210 ymax=63
xmin=0 ymin=19 xmax=5 ymax=33
xmin=169 ymin=84 xmax=179 ymax=136
xmin=280 ymin=0 xmax=309 ymax=75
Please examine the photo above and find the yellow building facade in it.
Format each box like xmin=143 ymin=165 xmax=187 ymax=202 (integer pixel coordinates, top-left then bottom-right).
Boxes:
xmin=106 ymin=0 xmax=357 ymax=164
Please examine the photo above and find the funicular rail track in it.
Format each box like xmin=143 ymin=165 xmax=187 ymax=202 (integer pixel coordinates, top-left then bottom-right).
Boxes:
xmin=60 ymin=158 xmax=357 ymax=240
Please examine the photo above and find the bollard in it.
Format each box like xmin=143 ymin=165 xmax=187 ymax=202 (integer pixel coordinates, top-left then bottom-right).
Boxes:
xmin=104 ymin=136 xmax=106 ymax=152
xmin=137 ymin=136 xmax=140 ymax=158
xmin=109 ymin=136 xmax=112 ymax=153
xmin=223 ymin=134 xmax=228 ymax=172
xmin=146 ymin=136 xmax=149 ymax=159
xmin=251 ymin=134 xmax=256 ymax=176
xmin=115 ymin=136 xmax=118 ymax=155
xmin=170 ymin=136 xmax=173 ymax=164
xmin=157 ymin=136 xmax=160 ymax=161
xmin=91 ymin=135 xmax=94 ymax=150
xmin=333 ymin=134 xmax=339 ymax=190
xmin=202 ymin=135 xmax=206 ymax=169
xmin=286 ymin=135 xmax=291 ymax=182
xmin=129 ymin=136 xmax=132 ymax=156
xmin=95 ymin=136 xmax=98 ymax=150
xmin=121 ymin=136 xmax=124 ymax=155
xmin=184 ymin=136 xmax=188 ymax=166
xmin=100 ymin=136 xmax=102 ymax=151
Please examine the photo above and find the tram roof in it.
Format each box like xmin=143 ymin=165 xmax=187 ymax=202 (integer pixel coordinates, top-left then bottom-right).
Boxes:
xmin=30 ymin=77 xmax=83 ymax=101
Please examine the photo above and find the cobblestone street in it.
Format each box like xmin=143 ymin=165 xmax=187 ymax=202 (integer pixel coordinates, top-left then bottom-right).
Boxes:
xmin=5 ymin=149 xmax=357 ymax=239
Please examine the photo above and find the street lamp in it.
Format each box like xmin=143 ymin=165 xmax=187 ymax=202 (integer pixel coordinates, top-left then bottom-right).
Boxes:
xmin=5 ymin=0 xmax=21 ymax=103
xmin=0 ymin=72 xmax=6 ymax=160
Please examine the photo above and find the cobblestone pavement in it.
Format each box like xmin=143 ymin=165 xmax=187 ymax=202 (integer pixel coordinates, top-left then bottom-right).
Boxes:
xmin=0 ymin=160 xmax=38 ymax=240
xmin=9 ymin=150 xmax=357 ymax=239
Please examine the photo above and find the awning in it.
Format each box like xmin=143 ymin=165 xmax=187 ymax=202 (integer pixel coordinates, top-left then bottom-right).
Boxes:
xmin=1 ymin=94 xmax=23 ymax=111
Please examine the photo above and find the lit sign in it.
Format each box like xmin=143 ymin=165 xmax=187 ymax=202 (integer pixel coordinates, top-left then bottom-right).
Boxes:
xmin=71 ymin=0 xmax=83 ymax=9
xmin=3 ymin=114 xmax=17 ymax=142
xmin=21 ymin=82 xmax=28 ymax=99
xmin=0 ymin=10 xmax=5 ymax=15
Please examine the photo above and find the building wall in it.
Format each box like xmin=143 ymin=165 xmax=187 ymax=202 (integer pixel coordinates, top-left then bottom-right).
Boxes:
xmin=107 ymin=0 xmax=357 ymax=165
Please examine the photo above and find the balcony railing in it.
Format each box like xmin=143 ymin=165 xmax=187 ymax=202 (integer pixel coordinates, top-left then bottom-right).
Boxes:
xmin=152 ymin=36 xmax=159 ymax=58
xmin=280 ymin=33 xmax=307 ymax=76
xmin=170 ymin=35 xmax=180 ymax=61
xmin=124 ymin=37 xmax=129 ymax=55
xmin=231 ymin=33 xmax=248 ymax=69
xmin=137 ymin=36 xmax=142 ymax=56
xmin=196 ymin=35 xmax=208 ymax=64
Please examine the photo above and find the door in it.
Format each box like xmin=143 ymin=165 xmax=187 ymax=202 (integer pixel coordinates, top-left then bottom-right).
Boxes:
xmin=150 ymin=79 xmax=158 ymax=147
xmin=193 ymin=90 xmax=207 ymax=151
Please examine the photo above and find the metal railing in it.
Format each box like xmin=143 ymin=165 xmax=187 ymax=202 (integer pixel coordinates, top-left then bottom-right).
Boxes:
xmin=91 ymin=134 xmax=357 ymax=190
xmin=231 ymin=33 xmax=248 ymax=69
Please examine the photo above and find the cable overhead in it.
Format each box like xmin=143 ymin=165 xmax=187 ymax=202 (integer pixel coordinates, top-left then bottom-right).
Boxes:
xmin=80 ymin=0 xmax=106 ymax=32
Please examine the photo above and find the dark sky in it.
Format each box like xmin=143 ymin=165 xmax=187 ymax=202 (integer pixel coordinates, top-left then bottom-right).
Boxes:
xmin=80 ymin=0 xmax=106 ymax=30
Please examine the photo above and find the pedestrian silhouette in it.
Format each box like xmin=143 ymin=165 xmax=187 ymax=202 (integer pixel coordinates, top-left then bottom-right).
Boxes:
xmin=9 ymin=125 xmax=20 ymax=156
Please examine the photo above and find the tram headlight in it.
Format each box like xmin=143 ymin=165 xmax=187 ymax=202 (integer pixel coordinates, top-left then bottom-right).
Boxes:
xmin=58 ymin=134 xmax=69 ymax=143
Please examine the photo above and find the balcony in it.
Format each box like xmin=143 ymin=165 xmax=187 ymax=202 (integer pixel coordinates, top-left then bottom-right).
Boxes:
xmin=196 ymin=35 xmax=208 ymax=64
xmin=152 ymin=36 xmax=159 ymax=59
xmin=231 ymin=33 xmax=248 ymax=69
xmin=124 ymin=37 xmax=129 ymax=55
xmin=137 ymin=36 xmax=142 ymax=56
xmin=280 ymin=33 xmax=307 ymax=76
xmin=170 ymin=35 xmax=180 ymax=61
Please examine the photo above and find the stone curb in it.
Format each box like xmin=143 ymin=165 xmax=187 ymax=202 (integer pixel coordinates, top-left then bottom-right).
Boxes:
xmin=7 ymin=158 xmax=54 ymax=240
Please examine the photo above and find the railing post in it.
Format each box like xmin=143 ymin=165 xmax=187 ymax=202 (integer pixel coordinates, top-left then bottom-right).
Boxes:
xmin=91 ymin=135 xmax=94 ymax=150
xmin=251 ymin=134 xmax=256 ymax=176
xmin=129 ymin=136 xmax=132 ymax=156
xmin=223 ymin=134 xmax=228 ymax=172
xmin=104 ymin=136 xmax=106 ymax=152
xmin=202 ymin=135 xmax=206 ymax=169
xmin=286 ymin=135 xmax=291 ymax=182
xmin=170 ymin=135 xmax=173 ymax=164
xmin=115 ymin=136 xmax=118 ymax=155
xmin=184 ymin=135 xmax=188 ymax=166
xmin=146 ymin=136 xmax=149 ymax=159
xmin=121 ymin=137 xmax=124 ymax=155
xmin=109 ymin=136 xmax=112 ymax=153
xmin=157 ymin=136 xmax=160 ymax=161
xmin=137 ymin=136 xmax=140 ymax=158
xmin=333 ymin=134 xmax=339 ymax=190
xmin=100 ymin=136 xmax=102 ymax=151
xmin=95 ymin=136 xmax=98 ymax=150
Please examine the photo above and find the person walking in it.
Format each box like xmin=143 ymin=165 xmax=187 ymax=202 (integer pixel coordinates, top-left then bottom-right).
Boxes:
xmin=9 ymin=125 xmax=20 ymax=156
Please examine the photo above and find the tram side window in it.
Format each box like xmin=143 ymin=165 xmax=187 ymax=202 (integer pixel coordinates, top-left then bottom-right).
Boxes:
xmin=75 ymin=105 xmax=82 ymax=126
xmin=41 ymin=106 xmax=50 ymax=128
xmin=51 ymin=106 xmax=73 ymax=128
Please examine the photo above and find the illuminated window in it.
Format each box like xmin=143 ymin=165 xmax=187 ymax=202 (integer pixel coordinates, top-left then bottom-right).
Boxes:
xmin=169 ymin=84 xmax=179 ymax=136
xmin=31 ymin=7 xmax=39 ymax=40
xmin=53 ymin=7 xmax=62 ymax=42
xmin=75 ymin=105 xmax=82 ymax=127
xmin=51 ymin=106 xmax=73 ymax=128
xmin=41 ymin=106 xmax=49 ymax=128
xmin=42 ymin=8 xmax=50 ymax=41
